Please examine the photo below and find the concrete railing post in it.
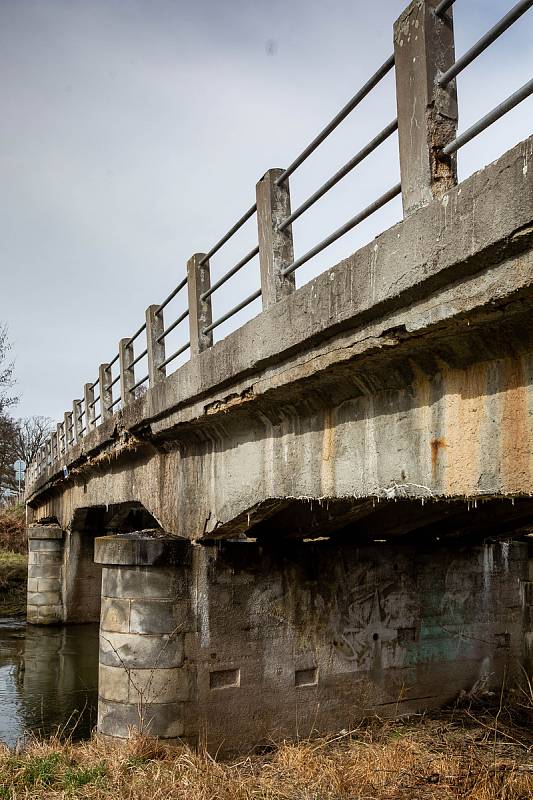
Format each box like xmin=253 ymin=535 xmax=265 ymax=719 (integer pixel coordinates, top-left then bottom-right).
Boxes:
xmin=256 ymin=168 xmax=295 ymax=309
xmin=119 ymin=338 xmax=135 ymax=406
xmin=187 ymin=253 xmax=213 ymax=356
xmin=95 ymin=534 xmax=194 ymax=743
xmin=99 ymin=363 xmax=113 ymax=421
xmin=73 ymin=399 xmax=83 ymax=441
xmin=394 ymin=0 xmax=458 ymax=216
xmin=51 ymin=431 xmax=58 ymax=464
xmin=57 ymin=422 xmax=64 ymax=458
xmin=84 ymin=383 xmax=96 ymax=433
xmin=64 ymin=411 xmax=73 ymax=451
xmin=146 ymin=304 xmax=166 ymax=386
xmin=27 ymin=524 xmax=64 ymax=625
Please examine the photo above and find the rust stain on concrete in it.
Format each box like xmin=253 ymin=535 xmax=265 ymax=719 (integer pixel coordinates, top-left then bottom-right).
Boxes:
xmin=431 ymin=437 xmax=447 ymax=483
xmin=501 ymin=355 xmax=531 ymax=494
xmin=321 ymin=408 xmax=335 ymax=496
xmin=443 ymin=363 xmax=488 ymax=496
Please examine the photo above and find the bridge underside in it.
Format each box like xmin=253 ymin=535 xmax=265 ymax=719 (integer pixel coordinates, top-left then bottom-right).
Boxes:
xmin=25 ymin=136 xmax=533 ymax=750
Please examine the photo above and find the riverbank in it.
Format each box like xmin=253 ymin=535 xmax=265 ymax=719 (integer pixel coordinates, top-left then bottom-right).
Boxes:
xmin=0 ymin=701 xmax=532 ymax=799
xmin=0 ymin=550 xmax=27 ymax=617
xmin=0 ymin=505 xmax=26 ymax=617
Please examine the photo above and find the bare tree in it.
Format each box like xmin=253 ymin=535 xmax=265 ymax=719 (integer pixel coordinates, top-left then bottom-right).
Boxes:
xmin=14 ymin=416 xmax=54 ymax=467
xmin=0 ymin=325 xmax=17 ymax=416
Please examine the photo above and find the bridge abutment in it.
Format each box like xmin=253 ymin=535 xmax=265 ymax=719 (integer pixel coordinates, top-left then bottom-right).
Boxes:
xmin=93 ymin=531 xmax=531 ymax=753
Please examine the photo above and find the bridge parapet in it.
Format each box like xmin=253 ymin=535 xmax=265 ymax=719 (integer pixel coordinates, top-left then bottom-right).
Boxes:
xmin=25 ymin=0 xmax=533 ymax=494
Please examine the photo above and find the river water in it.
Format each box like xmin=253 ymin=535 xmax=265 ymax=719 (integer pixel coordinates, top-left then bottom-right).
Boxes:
xmin=0 ymin=618 xmax=99 ymax=747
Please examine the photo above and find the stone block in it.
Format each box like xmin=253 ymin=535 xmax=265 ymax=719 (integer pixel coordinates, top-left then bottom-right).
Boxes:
xmin=95 ymin=535 xmax=191 ymax=567
xmin=29 ymin=539 xmax=63 ymax=552
xmin=100 ymin=598 xmax=131 ymax=633
xmin=101 ymin=566 xmax=187 ymax=600
xmin=27 ymin=524 xmax=63 ymax=541
xmin=99 ymin=664 xmax=192 ymax=704
xmin=36 ymin=578 xmax=62 ymax=593
xmin=99 ymin=631 xmax=184 ymax=669
xmin=27 ymin=591 xmax=61 ymax=606
xmin=129 ymin=599 xmax=191 ymax=635
xmin=28 ymin=562 xmax=62 ymax=578
xmin=97 ymin=698 xmax=185 ymax=739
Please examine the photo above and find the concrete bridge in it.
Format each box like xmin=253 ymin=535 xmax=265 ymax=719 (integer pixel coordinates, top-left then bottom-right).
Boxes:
xmin=25 ymin=0 xmax=533 ymax=753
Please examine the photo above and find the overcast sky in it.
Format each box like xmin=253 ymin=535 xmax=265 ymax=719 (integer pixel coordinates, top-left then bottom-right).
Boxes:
xmin=1 ymin=0 xmax=532 ymax=423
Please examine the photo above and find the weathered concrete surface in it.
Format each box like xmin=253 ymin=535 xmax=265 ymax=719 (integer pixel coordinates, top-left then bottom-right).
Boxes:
xmin=26 ymin=136 xmax=533 ymax=540
xmin=94 ymin=533 xmax=531 ymax=753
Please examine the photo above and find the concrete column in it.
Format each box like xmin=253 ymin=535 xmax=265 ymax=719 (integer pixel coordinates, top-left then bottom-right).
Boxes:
xmin=27 ymin=524 xmax=64 ymax=625
xmin=256 ymin=168 xmax=295 ymax=309
xmin=394 ymin=0 xmax=458 ymax=216
xmin=187 ymin=253 xmax=213 ymax=356
xmin=84 ymin=382 xmax=96 ymax=433
xmin=119 ymin=338 xmax=135 ymax=407
xmin=95 ymin=533 xmax=195 ymax=743
xmin=99 ymin=362 xmax=113 ymax=422
xmin=145 ymin=304 xmax=166 ymax=385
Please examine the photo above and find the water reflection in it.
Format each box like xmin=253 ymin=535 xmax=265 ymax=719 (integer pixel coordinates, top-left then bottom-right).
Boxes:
xmin=0 ymin=619 xmax=98 ymax=747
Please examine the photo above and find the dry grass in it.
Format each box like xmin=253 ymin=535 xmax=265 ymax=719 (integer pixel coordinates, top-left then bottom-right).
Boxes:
xmin=0 ymin=701 xmax=532 ymax=799
xmin=0 ymin=505 xmax=25 ymax=554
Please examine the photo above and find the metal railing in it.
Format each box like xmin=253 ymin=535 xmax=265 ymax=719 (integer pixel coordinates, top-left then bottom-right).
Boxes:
xmin=26 ymin=0 xmax=532 ymax=488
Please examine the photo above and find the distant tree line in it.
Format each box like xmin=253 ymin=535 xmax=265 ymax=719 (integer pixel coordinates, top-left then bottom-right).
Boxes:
xmin=0 ymin=324 xmax=53 ymax=497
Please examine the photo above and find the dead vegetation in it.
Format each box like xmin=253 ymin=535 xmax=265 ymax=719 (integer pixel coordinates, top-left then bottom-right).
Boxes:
xmin=1 ymin=695 xmax=532 ymax=799
xmin=0 ymin=504 xmax=25 ymax=554
xmin=0 ymin=504 xmax=26 ymax=616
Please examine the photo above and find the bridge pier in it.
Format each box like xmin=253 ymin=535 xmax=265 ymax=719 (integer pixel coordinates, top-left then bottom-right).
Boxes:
xmin=92 ymin=530 xmax=531 ymax=754
xmin=27 ymin=524 xmax=64 ymax=625
xmin=95 ymin=534 xmax=195 ymax=744
xmin=27 ymin=523 xmax=102 ymax=625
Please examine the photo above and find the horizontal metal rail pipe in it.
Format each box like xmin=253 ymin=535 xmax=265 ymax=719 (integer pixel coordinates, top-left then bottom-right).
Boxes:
xmin=108 ymin=396 xmax=122 ymax=411
xmin=130 ymin=347 xmax=148 ymax=369
xmin=157 ymin=308 xmax=189 ymax=343
xmin=204 ymin=288 xmax=262 ymax=334
xmin=89 ymin=394 xmax=101 ymax=408
xmin=201 ymin=245 xmax=260 ymax=301
xmin=94 ymin=414 xmax=101 ymax=423
xmin=279 ymin=119 xmax=398 ymax=232
xmin=282 ymin=182 xmax=402 ymax=277
xmin=199 ymin=204 xmax=257 ymax=267
xmin=438 ymin=0 xmax=533 ymax=86
xmin=442 ymin=77 xmax=533 ymax=155
xmin=127 ymin=322 xmax=146 ymax=347
xmin=276 ymin=54 xmax=395 ymax=186
xmin=80 ymin=426 xmax=86 ymax=435
xmin=109 ymin=374 xmax=120 ymax=389
xmin=435 ymin=0 xmax=456 ymax=15
xmin=156 ymin=275 xmax=188 ymax=316
xmin=90 ymin=378 xmax=99 ymax=390
xmin=159 ymin=340 xmax=190 ymax=371
xmin=109 ymin=353 xmax=120 ymax=368
xmin=130 ymin=374 xmax=149 ymax=394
